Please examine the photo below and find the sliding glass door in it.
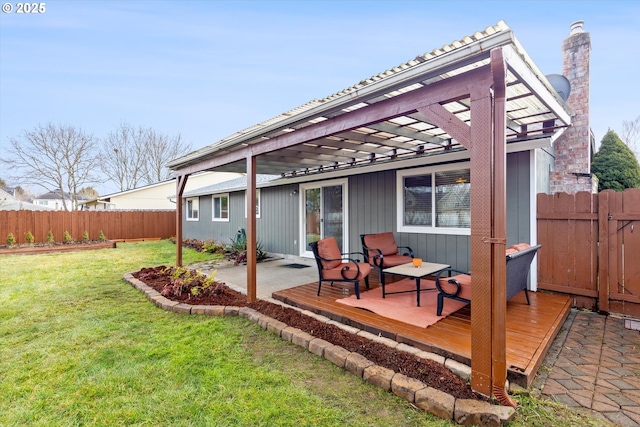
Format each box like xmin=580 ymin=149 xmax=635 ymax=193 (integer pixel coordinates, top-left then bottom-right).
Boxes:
xmin=300 ymin=178 xmax=348 ymax=257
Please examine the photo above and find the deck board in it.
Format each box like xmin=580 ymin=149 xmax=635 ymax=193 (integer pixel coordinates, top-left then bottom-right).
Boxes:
xmin=272 ymin=276 xmax=572 ymax=388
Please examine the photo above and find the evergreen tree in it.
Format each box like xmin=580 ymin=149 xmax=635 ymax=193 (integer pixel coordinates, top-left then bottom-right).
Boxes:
xmin=591 ymin=130 xmax=640 ymax=191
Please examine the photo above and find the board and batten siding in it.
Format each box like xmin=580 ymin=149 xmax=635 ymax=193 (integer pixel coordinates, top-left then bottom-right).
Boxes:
xmin=182 ymin=184 xmax=300 ymax=254
xmin=182 ymin=152 xmax=530 ymax=273
xmin=348 ymin=168 xmax=471 ymax=272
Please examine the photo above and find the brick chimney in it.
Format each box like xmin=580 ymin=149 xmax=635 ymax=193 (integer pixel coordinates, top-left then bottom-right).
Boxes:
xmin=549 ymin=21 xmax=598 ymax=194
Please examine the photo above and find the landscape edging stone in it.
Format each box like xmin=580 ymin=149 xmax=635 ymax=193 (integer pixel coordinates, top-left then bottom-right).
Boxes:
xmin=124 ymin=272 xmax=516 ymax=426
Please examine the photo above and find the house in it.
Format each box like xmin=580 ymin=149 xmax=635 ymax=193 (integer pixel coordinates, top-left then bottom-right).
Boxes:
xmin=168 ymin=21 xmax=589 ymax=398
xmin=80 ymin=171 xmax=242 ymax=210
xmin=173 ymin=21 xmax=593 ymax=271
xmin=32 ymin=190 xmax=88 ymax=211
xmin=0 ymin=188 xmax=54 ymax=211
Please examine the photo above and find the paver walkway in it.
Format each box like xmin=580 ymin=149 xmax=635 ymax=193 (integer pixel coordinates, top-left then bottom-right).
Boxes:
xmin=536 ymin=309 xmax=640 ymax=426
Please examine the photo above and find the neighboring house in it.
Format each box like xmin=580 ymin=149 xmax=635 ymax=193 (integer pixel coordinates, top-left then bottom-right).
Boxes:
xmin=0 ymin=188 xmax=54 ymax=211
xmin=80 ymin=171 xmax=242 ymax=210
xmin=172 ymin=21 xmax=593 ymax=284
xmin=32 ymin=190 xmax=88 ymax=211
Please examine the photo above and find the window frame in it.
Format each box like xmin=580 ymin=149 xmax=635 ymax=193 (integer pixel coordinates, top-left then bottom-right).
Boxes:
xmin=212 ymin=193 xmax=230 ymax=222
xmin=244 ymin=189 xmax=261 ymax=219
xmin=186 ymin=197 xmax=199 ymax=221
xmin=396 ymin=162 xmax=471 ymax=235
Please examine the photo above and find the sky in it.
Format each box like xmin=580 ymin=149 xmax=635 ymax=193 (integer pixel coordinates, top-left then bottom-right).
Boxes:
xmin=1 ymin=0 xmax=639 ymax=195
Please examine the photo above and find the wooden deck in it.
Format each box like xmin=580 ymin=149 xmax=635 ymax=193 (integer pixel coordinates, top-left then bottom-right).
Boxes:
xmin=272 ymin=276 xmax=572 ymax=388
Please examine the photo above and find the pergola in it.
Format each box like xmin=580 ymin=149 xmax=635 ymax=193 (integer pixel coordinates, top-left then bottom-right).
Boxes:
xmin=168 ymin=21 xmax=571 ymax=402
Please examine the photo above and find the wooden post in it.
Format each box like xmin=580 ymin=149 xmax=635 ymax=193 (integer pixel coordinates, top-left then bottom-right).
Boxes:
xmin=599 ymin=190 xmax=613 ymax=313
xmin=246 ymin=154 xmax=257 ymax=302
xmin=175 ymin=174 xmax=189 ymax=267
xmin=489 ymin=48 xmax=511 ymax=405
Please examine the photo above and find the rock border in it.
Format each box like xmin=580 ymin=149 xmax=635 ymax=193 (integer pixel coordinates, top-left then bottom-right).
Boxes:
xmin=124 ymin=272 xmax=516 ymax=426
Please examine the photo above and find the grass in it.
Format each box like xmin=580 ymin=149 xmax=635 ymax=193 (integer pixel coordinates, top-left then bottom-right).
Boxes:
xmin=0 ymin=240 xmax=610 ymax=426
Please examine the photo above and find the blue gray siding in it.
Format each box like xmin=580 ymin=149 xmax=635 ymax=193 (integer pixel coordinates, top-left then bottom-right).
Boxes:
xmin=183 ymin=152 xmax=531 ymax=273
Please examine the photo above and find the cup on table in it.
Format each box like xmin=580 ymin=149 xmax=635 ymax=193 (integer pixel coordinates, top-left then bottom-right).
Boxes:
xmin=412 ymin=258 xmax=422 ymax=268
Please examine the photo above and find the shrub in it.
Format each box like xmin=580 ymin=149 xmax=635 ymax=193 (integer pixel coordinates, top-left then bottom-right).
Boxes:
xmin=202 ymin=240 xmax=226 ymax=254
xmin=25 ymin=231 xmax=35 ymax=244
xmin=98 ymin=231 xmax=106 ymax=241
xmin=46 ymin=231 xmax=55 ymax=243
xmin=6 ymin=233 xmax=16 ymax=246
xmin=227 ymin=228 xmax=268 ymax=265
xmin=158 ymin=266 xmax=220 ymax=299
xmin=63 ymin=231 xmax=73 ymax=243
xmin=82 ymin=231 xmax=90 ymax=241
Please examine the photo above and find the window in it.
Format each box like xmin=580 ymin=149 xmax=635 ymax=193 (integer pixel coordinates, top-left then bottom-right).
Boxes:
xmin=212 ymin=194 xmax=229 ymax=221
xmin=397 ymin=163 xmax=470 ymax=235
xmin=244 ymin=189 xmax=261 ymax=219
xmin=186 ymin=197 xmax=199 ymax=221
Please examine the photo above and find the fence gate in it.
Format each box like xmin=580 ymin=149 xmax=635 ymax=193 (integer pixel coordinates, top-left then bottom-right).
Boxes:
xmin=537 ymin=189 xmax=640 ymax=317
xmin=599 ymin=190 xmax=640 ymax=316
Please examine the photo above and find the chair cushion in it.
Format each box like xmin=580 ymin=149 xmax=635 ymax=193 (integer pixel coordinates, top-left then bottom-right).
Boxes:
xmin=317 ymin=237 xmax=342 ymax=270
xmin=364 ymin=232 xmax=399 ymax=257
xmin=440 ymin=274 xmax=472 ymax=300
xmin=379 ymin=254 xmax=413 ymax=268
xmin=508 ymin=243 xmax=531 ymax=252
xmin=323 ymin=262 xmax=371 ymax=281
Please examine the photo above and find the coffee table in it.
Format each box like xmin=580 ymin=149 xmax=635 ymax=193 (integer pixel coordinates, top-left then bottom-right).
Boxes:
xmin=382 ymin=262 xmax=450 ymax=307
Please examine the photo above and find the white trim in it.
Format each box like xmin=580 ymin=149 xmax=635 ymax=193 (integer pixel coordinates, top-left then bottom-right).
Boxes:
xmin=298 ymin=178 xmax=349 ymax=258
xmin=186 ymin=197 xmax=199 ymax=221
xmin=529 ymin=150 xmax=538 ymax=291
xmin=244 ymin=189 xmax=261 ymax=219
xmin=396 ymin=162 xmax=471 ymax=235
xmin=212 ymin=193 xmax=230 ymax=222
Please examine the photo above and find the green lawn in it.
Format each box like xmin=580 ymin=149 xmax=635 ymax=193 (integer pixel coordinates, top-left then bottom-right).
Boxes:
xmin=0 ymin=240 xmax=609 ymax=426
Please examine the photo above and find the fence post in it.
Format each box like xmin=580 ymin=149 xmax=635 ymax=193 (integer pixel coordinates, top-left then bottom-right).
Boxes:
xmin=598 ymin=191 xmax=610 ymax=313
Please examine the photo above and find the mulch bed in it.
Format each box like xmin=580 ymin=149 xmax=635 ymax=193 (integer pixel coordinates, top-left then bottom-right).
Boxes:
xmin=132 ymin=265 xmax=487 ymax=402
xmin=0 ymin=240 xmax=115 ymax=255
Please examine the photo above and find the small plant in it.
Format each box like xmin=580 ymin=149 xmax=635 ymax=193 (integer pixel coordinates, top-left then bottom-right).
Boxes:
xmin=227 ymin=228 xmax=268 ymax=265
xmin=63 ymin=231 xmax=73 ymax=243
xmin=158 ymin=266 xmax=220 ymax=299
xmin=82 ymin=231 xmax=90 ymax=241
xmin=98 ymin=231 xmax=106 ymax=241
xmin=25 ymin=231 xmax=35 ymax=244
xmin=202 ymin=240 xmax=226 ymax=254
xmin=46 ymin=230 xmax=55 ymax=243
xmin=6 ymin=233 xmax=16 ymax=246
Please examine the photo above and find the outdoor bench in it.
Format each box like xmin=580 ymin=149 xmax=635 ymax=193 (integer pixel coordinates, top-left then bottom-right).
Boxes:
xmin=434 ymin=243 xmax=542 ymax=316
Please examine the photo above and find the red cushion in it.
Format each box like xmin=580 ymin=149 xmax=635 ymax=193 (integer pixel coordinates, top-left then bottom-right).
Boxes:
xmin=508 ymin=243 xmax=531 ymax=252
xmin=364 ymin=232 xmax=399 ymax=259
xmin=440 ymin=274 xmax=472 ymax=300
xmin=317 ymin=237 xmax=342 ymax=270
xmin=323 ymin=262 xmax=371 ymax=281
xmin=379 ymin=254 xmax=413 ymax=268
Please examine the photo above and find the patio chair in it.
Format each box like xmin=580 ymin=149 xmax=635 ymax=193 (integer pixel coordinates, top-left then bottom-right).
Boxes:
xmin=434 ymin=243 xmax=542 ymax=316
xmin=360 ymin=232 xmax=414 ymax=285
xmin=309 ymin=237 xmax=371 ymax=299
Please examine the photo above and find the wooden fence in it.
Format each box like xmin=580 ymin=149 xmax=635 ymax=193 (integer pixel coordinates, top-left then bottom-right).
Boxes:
xmin=537 ymin=188 xmax=640 ymax=317
xmin=0 ymin=210 xmax=176 ymax=244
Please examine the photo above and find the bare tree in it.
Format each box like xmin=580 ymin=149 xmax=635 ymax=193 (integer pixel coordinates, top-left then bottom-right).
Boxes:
xmin=101 ymin=123 xmax=148 ymax=191
xmin=621 ymin=115 xmax=640 ymax=158
xmin=101 ymin=123 xmax=192 ymax=190
xmin=3 ymin=123 xmax=100 ymax=211
xmin=141 ymin=130 xmax=191 ymax=184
